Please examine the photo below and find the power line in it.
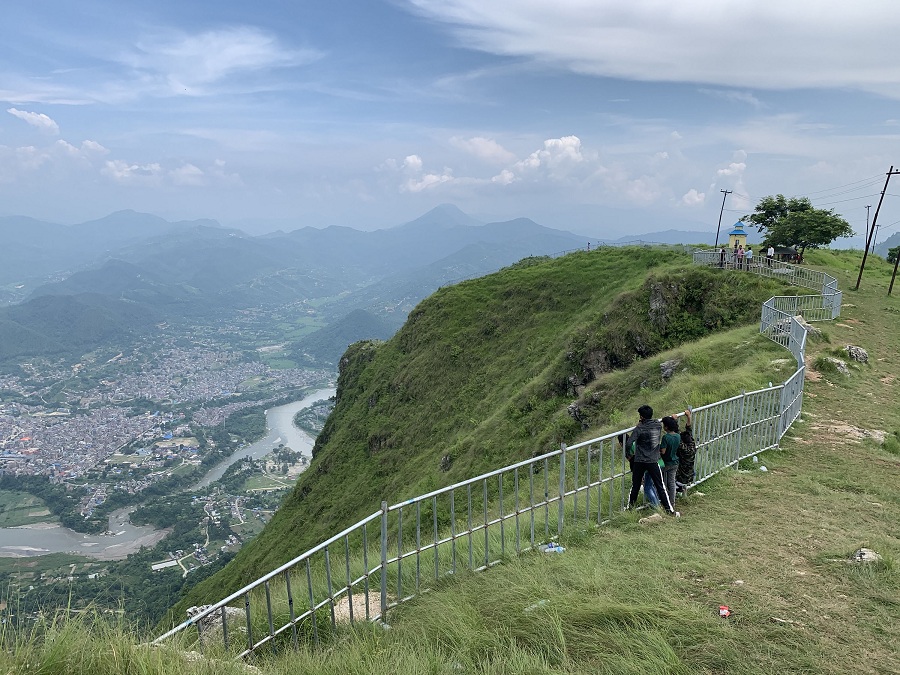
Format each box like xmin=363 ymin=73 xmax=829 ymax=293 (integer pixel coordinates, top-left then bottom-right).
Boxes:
xmin=793 ymin=173 xmax=885 ymax=197
xmin=813 ymin=193 xmax=881 ymax=207
xmin=804 ymin=181 xmax=884 ymax=200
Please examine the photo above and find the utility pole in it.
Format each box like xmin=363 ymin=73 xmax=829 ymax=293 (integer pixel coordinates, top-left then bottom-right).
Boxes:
xmin=891 ymin=247 xmax=900 ymax=295
xmin=714 ymin=189 xmax=733 ymax=249
xmin=855 ymin=166 xmax=899 ymax=291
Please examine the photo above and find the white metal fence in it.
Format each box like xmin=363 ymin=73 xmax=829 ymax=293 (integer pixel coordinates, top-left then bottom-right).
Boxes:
xmin=154 ymin=251 xmax=840 ymax=657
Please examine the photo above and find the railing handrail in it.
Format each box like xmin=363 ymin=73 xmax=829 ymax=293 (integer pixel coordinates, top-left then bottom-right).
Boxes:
xmin=155 ymin=248 xmax=839 ymax=653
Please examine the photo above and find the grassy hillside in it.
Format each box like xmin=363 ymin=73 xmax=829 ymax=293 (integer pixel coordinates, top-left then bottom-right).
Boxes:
xmin=5 ymin=249 xmax=898 ymax=674
xmin=294 ymin=308 xmax=395 ymax=365
xmin=0 ymin=293 xmax=159 ymax=363
xmin=178 ymin=247 xmax=793 ymax=606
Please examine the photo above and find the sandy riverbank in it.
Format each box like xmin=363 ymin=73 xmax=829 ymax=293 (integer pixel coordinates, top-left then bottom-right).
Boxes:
xmin=9 ymin=521 xmax=61 ymax=530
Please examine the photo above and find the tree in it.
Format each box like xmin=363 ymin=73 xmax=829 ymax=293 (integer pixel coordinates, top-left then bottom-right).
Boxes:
xmin=741 ymin=194 xmax=853 ymax=257
xmin=888 ymin=246 xmax=900 ymax=264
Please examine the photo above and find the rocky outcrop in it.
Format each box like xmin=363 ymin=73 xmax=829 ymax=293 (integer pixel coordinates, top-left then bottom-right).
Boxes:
xmin=844 ymin=345 xmax=868 ymax=363
xmin=660 ymin=358 xmax=682 ymax=380
xmin=823 ymin=357 xmax=850 ymax=375
xmin=185 ymin=604 xmax=246 ymax=646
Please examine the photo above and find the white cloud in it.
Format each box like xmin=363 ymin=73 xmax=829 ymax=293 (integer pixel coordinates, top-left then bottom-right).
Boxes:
xmin=54 ymin=139 xmax=108 ymax=159
xmin=81 ymin=140 xmax=109 ymax=155
xmin=7 ymin=108 xmax=59 ymax=134
xmin=122 ymin=26 xmax=321 ymax=95
xmin=170 ymin=163 xmax=205 ymax=186
xmin=514 ymin=135 xmax=585 ymax=176
xmin=102 ymin=159 xmax=164 ymax=184
xmin=385 ymin=153 xmax=459 ymax=192
xmin=0 ymin=137 xmax=110 ymax=181
xmin=402 ymin=155 xmax=423 ymax=172
xmin=405 ymin=1 xmax=900 ymax=97
xmin=491 ymin=168 xmax=515 ymax=185
xmin=681 ymin=188 xmax=705 ymax=206
xmin=717 ymin=161 xmax=746 ymax=178
xmin=450 ymin=136 xmax=516 ymax=164
xmin=404 ymin=171 xmax=455 ymax=192
xmin=699 ymin=89 xmax=764 ymax=108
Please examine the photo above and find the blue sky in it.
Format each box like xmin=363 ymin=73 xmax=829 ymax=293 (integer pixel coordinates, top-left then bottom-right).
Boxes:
xmin=2 ymin=0 xmax=900 ymax=241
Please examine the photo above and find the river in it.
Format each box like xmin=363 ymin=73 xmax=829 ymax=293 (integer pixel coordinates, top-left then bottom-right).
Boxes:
xmin=0 ymin=387 xmax=335 ymax=559
xmin=191 ymin=387 xmax=335 ymax=489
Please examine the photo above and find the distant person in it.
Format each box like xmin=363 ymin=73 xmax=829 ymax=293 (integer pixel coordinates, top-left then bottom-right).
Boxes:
xmin=675 ymin=409 xmax=697 ymax=496
xmin=626 ymin=405 xmax=678 ymax=516
xmin=732 ymin=242 xmax=739 ymax=267
xmin=766 ymin=245 xmax=775 ymax=267
xmin=737 ymin=245 xmax=745 ymax=270
xmin=718 ymin=246 xmax=726 ymax=268
xmin=745 ymin=245 xmax=753 ymax=269
xmin=659 ymin=416 xmax=681 ymax=503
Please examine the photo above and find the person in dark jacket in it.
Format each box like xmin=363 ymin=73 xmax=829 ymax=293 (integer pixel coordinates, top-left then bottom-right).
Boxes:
xmin=625 ymin=405 xmax=679 ymax=516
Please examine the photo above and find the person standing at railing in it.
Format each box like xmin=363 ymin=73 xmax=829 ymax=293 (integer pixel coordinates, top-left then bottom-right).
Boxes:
xmin=659 ymin=416 xmax=681 ymax=504
xmin=626 ymin=405 xmax=679 ymax=516
xmin=737 ymin=245 xmax=745 ymax=270
xmin=622 ymin=435 xmax=661 ymax=507
xmin=745 ymin=245 xmax=753 ymax=270
xmin=719 ymin=246 xmax=726 ymax=268
xmin=767 ymin=244 xmax=774 ymax=267
xmin=675 ymin=409 xmax=697 ymax=496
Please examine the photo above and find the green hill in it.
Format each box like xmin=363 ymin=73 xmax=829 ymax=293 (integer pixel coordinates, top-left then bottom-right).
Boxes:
xmin=294 ymin=309 xmax=395 ymax=365
xmin=0 ymin=293 xmax=159 ymax=363
xmin=178 ymin=247 xmax=793 ymax=605
xmin=4 ymin=249 xmax=900 ymax=674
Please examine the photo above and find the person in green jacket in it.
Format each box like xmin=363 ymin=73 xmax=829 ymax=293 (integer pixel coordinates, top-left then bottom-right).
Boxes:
xmin=659 ymin=416 xmax=681 ymax=505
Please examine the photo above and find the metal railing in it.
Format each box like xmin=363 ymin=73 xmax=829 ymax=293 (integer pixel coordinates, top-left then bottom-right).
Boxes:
xmin=154 ymin=251 xmax=840 ymax=657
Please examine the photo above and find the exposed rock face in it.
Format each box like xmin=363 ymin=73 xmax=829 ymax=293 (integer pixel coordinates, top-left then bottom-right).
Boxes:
xmin=823 ymin=357 xmax=850 ymax=375
xmin=660 ymin=359 xmax=682 ymax=380
xmin=581 ymin=348 xmax=612 ymax=381
xmin=186 ymin=604 xmax=246 ymax=645
xmin=850 ymin=548 xmax=881 ymax=563
xmin=844 ymin=345 xmax=868 ymax=363
xmin=567 ymin=402 xmax=588 ymax=429
xmin=794 ymin=315 xmax=823 ymax=338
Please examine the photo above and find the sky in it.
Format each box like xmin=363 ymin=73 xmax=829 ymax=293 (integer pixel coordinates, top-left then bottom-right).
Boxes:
xmin=3 ymin=0 xmax=900 ymax=242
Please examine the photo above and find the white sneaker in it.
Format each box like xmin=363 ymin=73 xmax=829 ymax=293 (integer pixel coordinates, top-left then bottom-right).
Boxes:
xmin=673 ymin=511 xmax=681 ymax=518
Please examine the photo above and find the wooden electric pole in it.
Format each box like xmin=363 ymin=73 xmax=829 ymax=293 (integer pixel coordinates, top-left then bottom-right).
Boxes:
xmin=714 ymin=189 xmax=732 ymax=249
xmin=855 ymin=166 xmax=899 ymax=291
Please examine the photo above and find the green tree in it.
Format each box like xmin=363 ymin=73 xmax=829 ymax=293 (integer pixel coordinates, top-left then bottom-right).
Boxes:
xmin=741 ymin=194 xmax=853 ymax=257
xmin=888 ymin=245 xmax=900 ymax=264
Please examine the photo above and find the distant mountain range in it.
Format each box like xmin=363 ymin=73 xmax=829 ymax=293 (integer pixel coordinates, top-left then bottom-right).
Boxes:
xmin=0 ymin=205 xmax=725 ymax=367
xmin=874 ymin=231 xmax=900 ymax=258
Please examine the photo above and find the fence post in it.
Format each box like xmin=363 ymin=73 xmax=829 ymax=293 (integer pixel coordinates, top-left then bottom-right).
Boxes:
xmin=380 ymin=500 xmax=388 ymax=622
xmin=735 ymin=391 xmax=746 ymax=465
xmin=558 ymin=444 xmax=566 ymax=537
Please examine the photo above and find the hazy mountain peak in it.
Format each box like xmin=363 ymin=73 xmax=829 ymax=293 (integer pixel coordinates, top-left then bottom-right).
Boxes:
xmin=395 ymin=204 xmax=483 ymax=230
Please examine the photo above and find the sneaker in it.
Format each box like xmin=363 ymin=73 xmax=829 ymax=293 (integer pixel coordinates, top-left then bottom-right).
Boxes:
xmin=673 ymin=511 xmax=681 ymax=518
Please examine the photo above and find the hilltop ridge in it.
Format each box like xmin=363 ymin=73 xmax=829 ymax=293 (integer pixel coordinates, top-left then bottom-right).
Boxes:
xmin=3 ymin=250 xmax=898 ymax=674
xmin=177 ymin=247 xmax=794 ymax=607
